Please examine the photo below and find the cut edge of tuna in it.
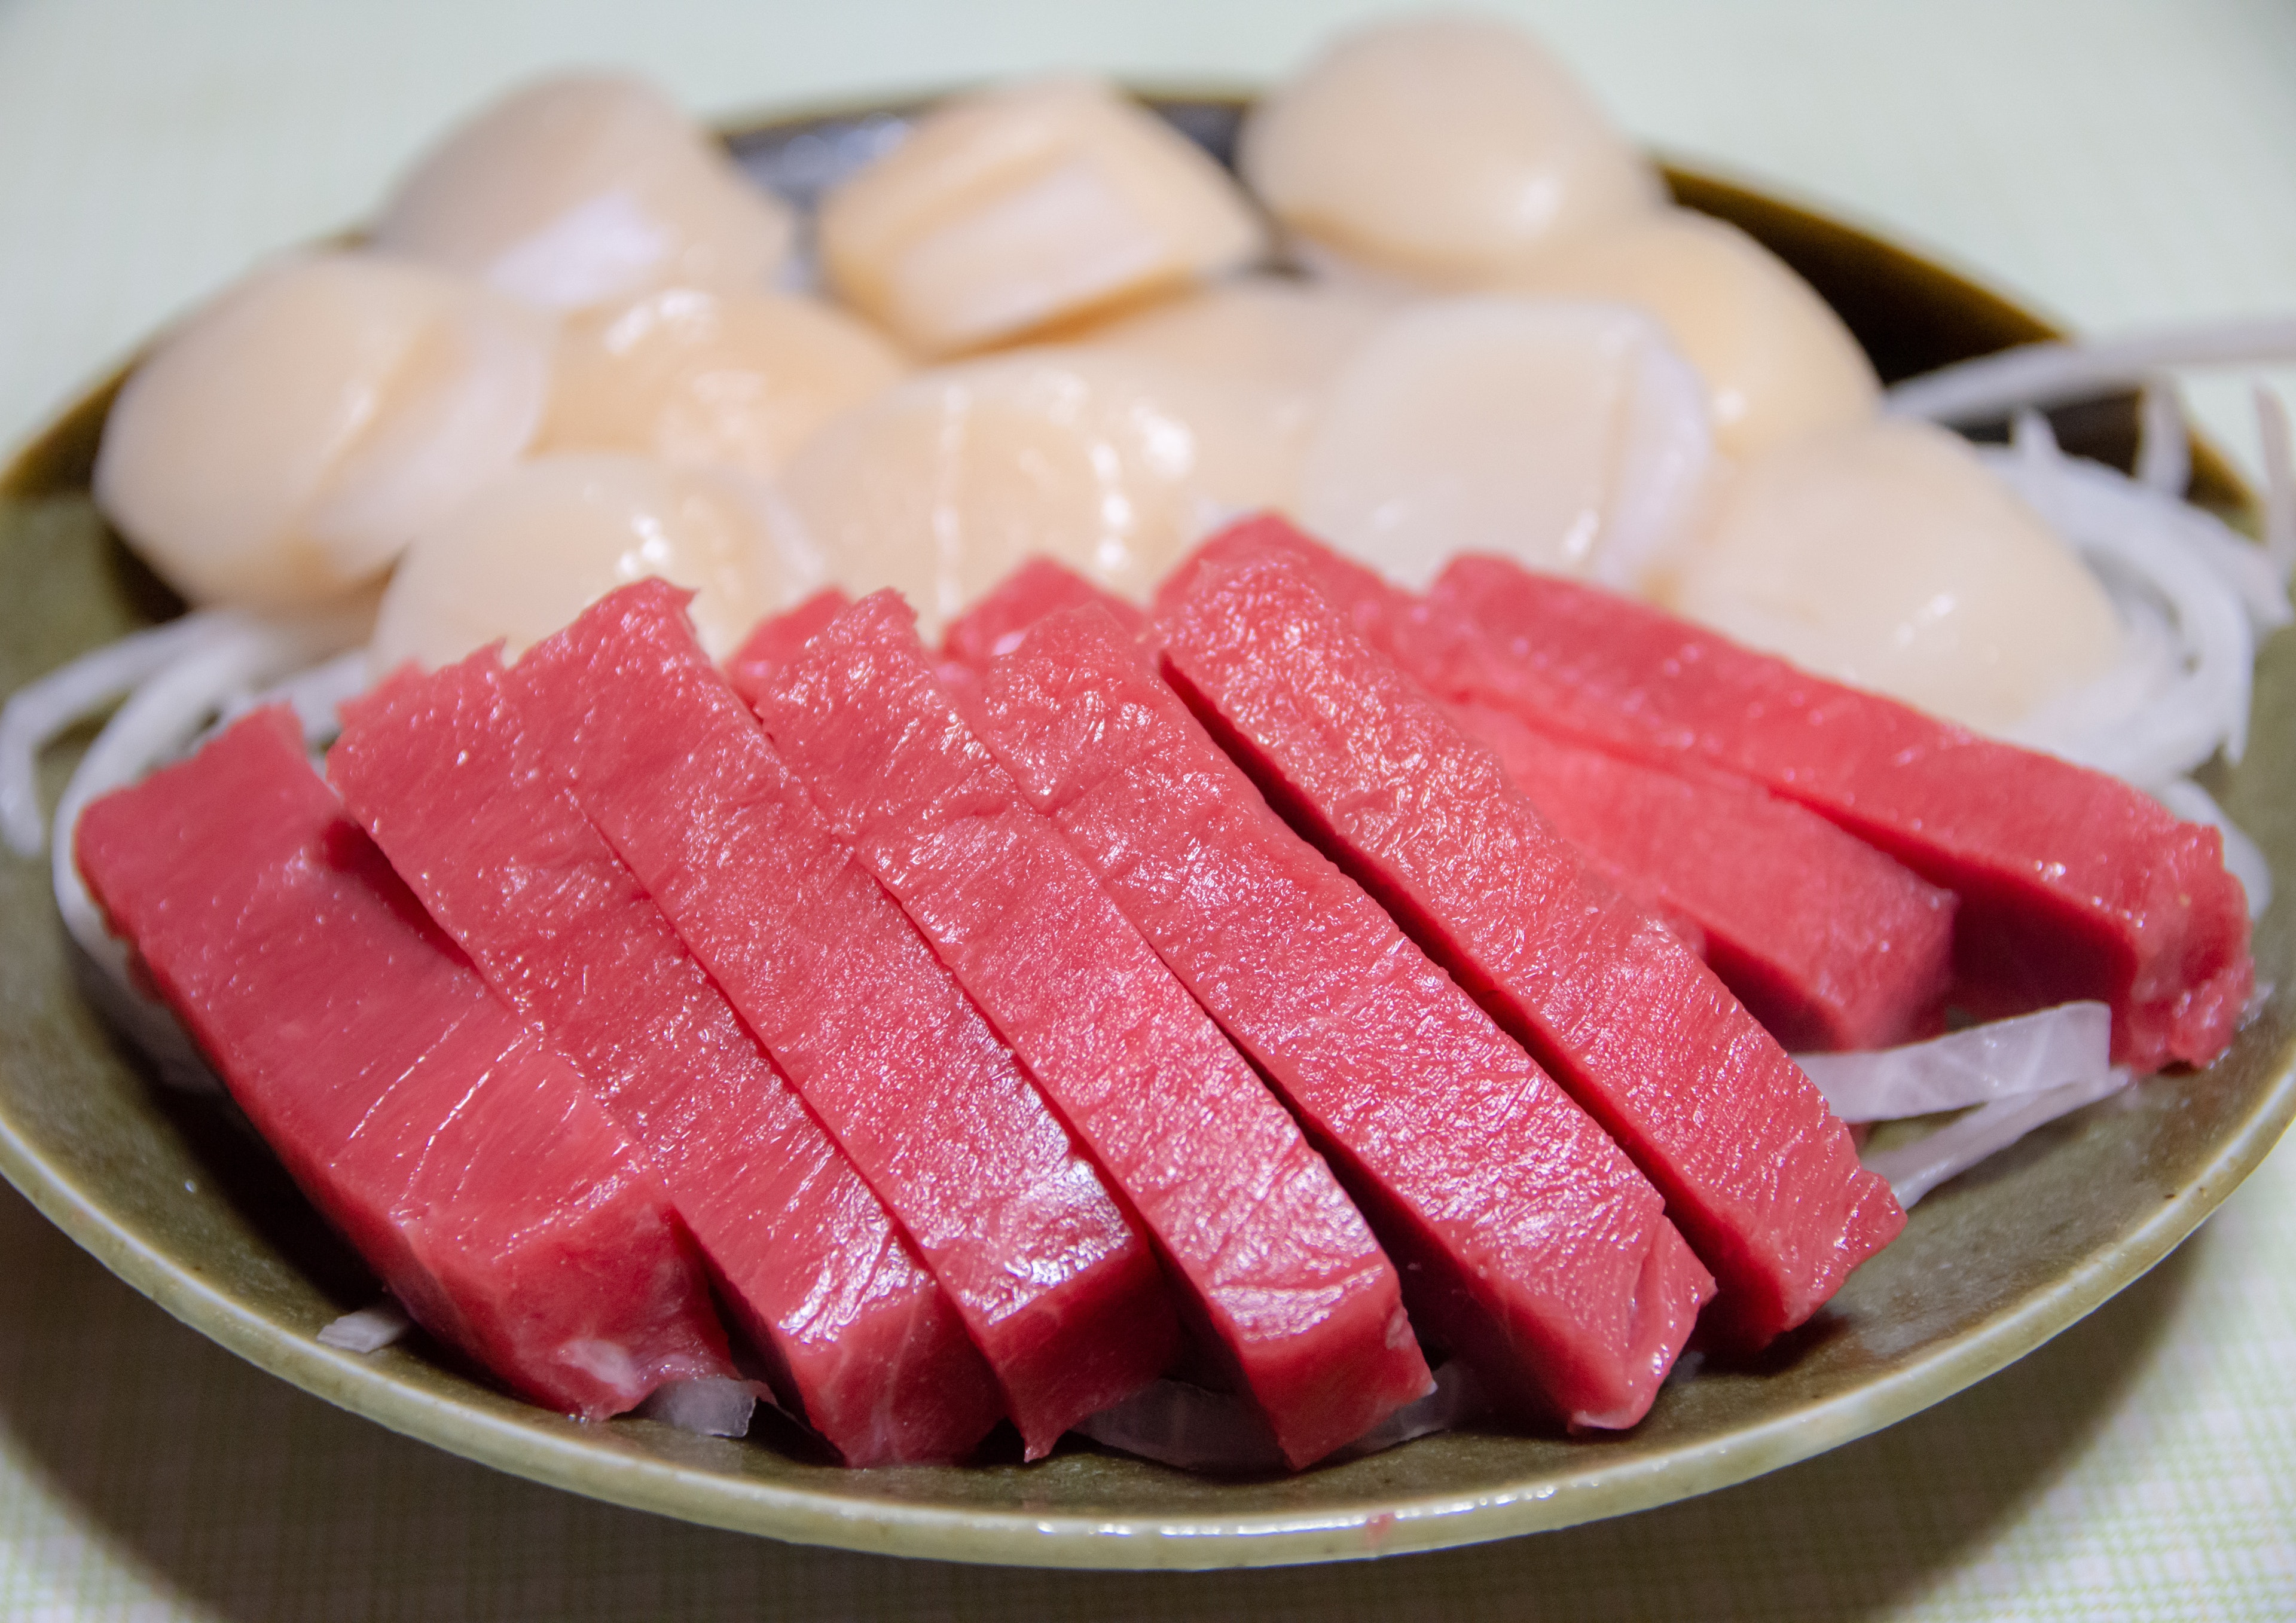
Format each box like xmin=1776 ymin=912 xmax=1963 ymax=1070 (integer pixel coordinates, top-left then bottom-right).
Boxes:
xmin=1430 ymin=555 xmax=2254 ymax=1074
xmin=752 ymin=588 xmax=1433 ymax=1468
xmin=970 ymin=601 xmax=1717 ymax=1428
xmin=75 ymin=707 xmax=734 ymax=1421
xmin=941 ymin=556 xmax=1149 ymax=673
xmin=510 ymin=580 xmax=1179 ymax=1457
xmin=1155 ymin=556 xmax=1906 ymax=1349
xmin=329 ymin=654 xmax=1006 ymax=1466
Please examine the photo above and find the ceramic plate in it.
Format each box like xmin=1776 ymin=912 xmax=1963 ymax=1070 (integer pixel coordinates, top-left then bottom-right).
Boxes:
xmin=0 ymin=96 xmax=2289 ymax=1572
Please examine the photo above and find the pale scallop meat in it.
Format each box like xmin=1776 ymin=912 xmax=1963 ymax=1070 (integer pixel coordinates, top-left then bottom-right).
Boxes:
xmin=819 ymin=77 xmax=1269 ymax=357
xmin=1298 ymin=297 xmax=1715 ymax=591
xmin=1663 ymin=418 xmax=2124 ymax=733
xmin=1510 ymin=209 xmax=1880 ymax=458
xmin=368 ymin=456 xmax=822 ymax=674
xmin=779 ymin=348 xmax=1294 ymax=635
xmin=374 ymin=74 xmax=794 ymax=311
xmin=1078 ymin=276 xmax=1393 ymax=450
xmin=1239 ymin=15 xmax=1663 ymax=286
xmin=537 ymin=287 xmax=908 ymax=477
xmin=93 ymin=251 xmax=551 ymax=610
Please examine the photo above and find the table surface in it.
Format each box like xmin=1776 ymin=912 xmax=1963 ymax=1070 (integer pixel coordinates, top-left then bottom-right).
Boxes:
xmin=2 ymin=2 xmax=2292 ymax=1617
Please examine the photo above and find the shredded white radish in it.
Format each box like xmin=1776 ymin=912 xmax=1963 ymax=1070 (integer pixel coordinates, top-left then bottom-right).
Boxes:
xmin=2257 ymin=385 xmax=2296 ymax=581
xmin=46 ymin=609 xmax=369 ymax=1092
xmin=1797 ymin=1001 xmax=2112 ymax=1122
xmin=0 ymin=612 xmax=243 ymax=856
xmin=1863 ymin=1066 xmax=2135 ymax=1209
xmin=2156 ymin=777 xmax=2273 ymax=919
xmin=1883 ymin=316 xmax=2296 ymax=424
xmin=317 ymin=1299 xmax=412 ymax=1353
xmin=1986 ymin=416 xmax=2268 ymax=788
xmin=2136 ymin=381 xmax=2190 ymax=496
xmin=1075 ymin=1360 xmax=1480 ymax=1472
xmin=633 ymin=1376 xmax=762 ymax=1439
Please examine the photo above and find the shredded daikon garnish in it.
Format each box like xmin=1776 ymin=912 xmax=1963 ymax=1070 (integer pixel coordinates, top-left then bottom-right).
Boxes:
xmin=0 ymin=612 xmax=242 ymax=857
xmin=2136 ymin=381 xmax=2190 ymax=496
xmin=1861 ymin=1067 xmax=2134 ymax=1209
xmin=1883 ymin=316 xmax=2296 ymax=424
xmin=1074 ymin=1360 xmax=1482 ymax=1473
xmin=1985 ymin=414 xmax=2276 ymax=789
xmin=2256 ymin=385 xmax=2296 ymax=580
xmin=1796 ymin=1001 xmax=2112 ymax=1123
xmin=633 ymin=1376 xmax=762 ymax=1439
xmin=316 ymin=1299 xmax=412 ymax=1353
xmin=42 ymin=609 xmax=370 ymax=1092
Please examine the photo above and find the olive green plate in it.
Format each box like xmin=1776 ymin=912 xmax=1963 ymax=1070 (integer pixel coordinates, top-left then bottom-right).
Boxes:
xmin=0 ymin=97 xmax=2290 ymax=1572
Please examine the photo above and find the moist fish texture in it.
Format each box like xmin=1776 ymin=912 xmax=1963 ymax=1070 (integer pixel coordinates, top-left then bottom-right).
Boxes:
xmin=969 ymin=604 xmax=1712 ymax=1431
xmin=726 ymin=586 xmax=852 ymax=707
xmin=1157 ymin=557 xmax=1905 ymax=1350
xmin=512 ymin=580 xmax=1177 ymax=1458
xmin=941 ymin=556 xmax=1148 ymax=671
xmin=75 ymin=707 xmax=732 ymax=1420
xmin=1164 ymin=517 xmax=1959 ymax=1053
xmin=1445 ymin=698 xmax=1955 ymax=1052
xmin=1431 ymin=556 xmax=2254 ymax=1073
xmin=329 ymin=654 xmax=1004 ymax=1465
xmin=752 ymin=589 xmax=1431 ymax=1468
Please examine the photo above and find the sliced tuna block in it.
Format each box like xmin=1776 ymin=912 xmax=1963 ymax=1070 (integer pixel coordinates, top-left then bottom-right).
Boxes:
xmin=1158 ymin=557 xmax=1905 ymax=1349
xmin=1162 ymin=517 xmax=1958 ymax=1051
xmin=969 ymin=604 xmax=1712 ymax=1431
xmin=941 ymin=556 xmax=1147 ymax=671
xmin=1431 ymin=556 xmax=2254 ymax=1072
xmin=329 ymin=654 xmax=1004 ymax=1466
xmin=752 ymin=590 xmax=1431 ymax=1468
xmin=509 ymin=580 xmax=1177 ymax=1457
xmin=75 ymin=707 xmax=732 ymax=1420
xmin=1446 ymin=699 xmax=1955 ymax=1052
xmin=726 ymin=586 xmax=851 ymax=707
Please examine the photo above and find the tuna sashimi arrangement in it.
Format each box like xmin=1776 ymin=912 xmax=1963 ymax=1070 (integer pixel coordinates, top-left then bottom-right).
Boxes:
xmin=1426 ymin=557 xmax=2253 ymax=1074
xmin=326 ymin=653 xmax=1003 ymax=1465
xmin=69 ymin=511 xmax=2254 ymax=1472
xmin=77 ymin=708 xmax=737 ymax=1422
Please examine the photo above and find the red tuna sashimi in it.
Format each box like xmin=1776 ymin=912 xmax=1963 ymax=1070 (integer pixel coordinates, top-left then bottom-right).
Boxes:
xmin=1161 ymin=517 xmax=1958 ymax=1051
xmin=752 ymin=590 xmax=1431 ymax=1468
xmin=510 ymin=580 xmax=1177 ymax=1457
xmin=1158 ymin=558 xmax=1904 ymax=1349
xmin=941 ymin=556 xmax=1147 ymax=671
xmin=1446 ymin=699 xmax=1956 ymax=1052
xmin=75 ymin=708 xmax=732 ymax=1419
xmin=1431 ymin=557 xmax=2254 ymax=1072
xmin=329 ymin=655 xmax=1003 ymax=1465
xmin=970 ymin=604 xmax=1712 ymax=1430
xmin=726 ymin=587 xmax=851 ymax=707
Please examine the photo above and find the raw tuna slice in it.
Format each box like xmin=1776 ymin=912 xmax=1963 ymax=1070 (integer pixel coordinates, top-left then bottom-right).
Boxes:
xmin=1431 ymin=557 xmax=2254 ymax=1072
xmin=75 ymin=707 xmax=732 ymax=1420
xmin=726 ymin=587 xmax=851 ymax=707
xmin=753 ymin=591 xmax=1431 ymax=1468
xmin=509 ymin=580 xmax=1177 ymax=1457
xmin=1158 ymin=558 xmax=1904 ymax=1349
xmin=329 ymin=654 xmax=1004 ymax=1465
xmin=1161 ymin=518 xmax=1958 ymax=1051
xmin=941 ymin=557 xmax=1147 ymax=671
xmin=969 ymin=604 xmax=1712 ymax=1431
xmin=1445 ymin=699 xmax=1956 ymax=1052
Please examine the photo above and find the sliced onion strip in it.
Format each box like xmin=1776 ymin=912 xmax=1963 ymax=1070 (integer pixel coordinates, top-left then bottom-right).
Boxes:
xmin=317 ymin=1299 xmax=412 ymax=1353
xmin=1796 ymin=1001 xmax=2112 ymax=1123
xmin=1863 ymin=1067 xmax=2134 ymax=1209
xmin=1883 ymin=317 xmax=2296 ymax=424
